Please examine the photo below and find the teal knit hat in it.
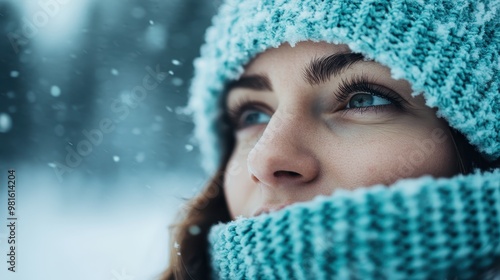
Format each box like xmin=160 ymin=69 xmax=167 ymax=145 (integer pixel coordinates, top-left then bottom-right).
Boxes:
xmin=188 ymin=0 xmax=499 ymax=174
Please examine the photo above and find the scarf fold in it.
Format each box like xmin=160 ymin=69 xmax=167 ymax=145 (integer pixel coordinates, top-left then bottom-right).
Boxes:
xmin=208 ymin=170 xmax=500 ymax=279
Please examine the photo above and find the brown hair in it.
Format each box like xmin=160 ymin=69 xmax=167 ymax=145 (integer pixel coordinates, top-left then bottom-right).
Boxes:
xmin=161 ymin=119 xmax=498 ymax=279
xmin=160 ymin=167 xmax=231 ymax=280
xmin=160 ymin=110 xmax=235 ymax=280
xmin=448 ymin=127 xmax=500 ymax=174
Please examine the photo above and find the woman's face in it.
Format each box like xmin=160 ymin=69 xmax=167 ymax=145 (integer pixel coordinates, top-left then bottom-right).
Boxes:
xmin=223 ymin=41 xmax=460 ymax=219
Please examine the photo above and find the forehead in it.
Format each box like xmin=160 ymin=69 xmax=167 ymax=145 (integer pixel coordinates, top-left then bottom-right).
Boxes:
xmin=224 ymin=40 xmax=423 ymax=109
xmin=243 ymin=41 xmax=352 ymax=74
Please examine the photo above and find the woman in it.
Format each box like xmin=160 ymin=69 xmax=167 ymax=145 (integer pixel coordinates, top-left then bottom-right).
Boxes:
xmin=163 ymin=0 xmax=499 ymax=279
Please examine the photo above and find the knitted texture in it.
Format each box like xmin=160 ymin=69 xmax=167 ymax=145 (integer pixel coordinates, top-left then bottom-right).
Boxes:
xmin=208 ymin=170 xmax=500 ymax=280
xmin=188 ymin=0 xmax=500 ymax=174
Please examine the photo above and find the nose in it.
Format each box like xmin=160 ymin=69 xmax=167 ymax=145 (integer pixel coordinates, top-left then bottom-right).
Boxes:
xmin=246 ymin=111 xmax=320 ymax=188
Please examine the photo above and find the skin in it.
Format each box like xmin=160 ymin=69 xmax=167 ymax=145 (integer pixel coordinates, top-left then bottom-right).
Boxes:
xmin=223 ymin=41 xmax=460 ymax=219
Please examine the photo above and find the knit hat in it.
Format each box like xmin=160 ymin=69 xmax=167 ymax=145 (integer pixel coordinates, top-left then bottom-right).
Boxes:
xmin=188 ymin=0 xmax=499 ymax=174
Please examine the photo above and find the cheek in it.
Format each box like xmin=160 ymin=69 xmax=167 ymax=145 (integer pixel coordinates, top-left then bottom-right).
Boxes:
xmin=223 ymin=142 xmax=257 ymax=218
xmin=332 ymin=126 xmax=459 ymax=188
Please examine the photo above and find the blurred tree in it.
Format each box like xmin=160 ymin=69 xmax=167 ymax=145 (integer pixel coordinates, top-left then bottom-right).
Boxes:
xmin=0 ymin=0 xmax=219 ymax=186
xmin=0 ymin=2 xmax=31 ymax=169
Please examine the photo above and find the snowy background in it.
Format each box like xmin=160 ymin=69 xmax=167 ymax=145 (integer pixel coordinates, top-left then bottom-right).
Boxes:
xmin=0 ymin=0 xmax=219 ymax=279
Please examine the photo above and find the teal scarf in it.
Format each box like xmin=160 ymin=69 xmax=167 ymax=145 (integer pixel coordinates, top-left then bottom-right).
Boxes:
xmin=208 ymin=170 xmax=500 ymax=279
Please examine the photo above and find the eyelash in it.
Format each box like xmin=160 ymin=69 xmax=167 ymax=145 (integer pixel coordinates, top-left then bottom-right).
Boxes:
xmin=226 ymin=76 xmax=406 ymax=128
xmin=334 ymin=75 xmax=406 ymax=115
xmin=226 ymin=98 xmax=269 ymax=128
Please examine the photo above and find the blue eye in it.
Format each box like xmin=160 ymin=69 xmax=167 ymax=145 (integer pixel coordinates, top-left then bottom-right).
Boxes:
xmin=239 ymin=109 xmax=271 ymax=128
xmin=346 ymin=93 xmax=392 ymax=109
xmin=335 ymin=76 xmax=406 ymax=114
xmin=227 ymin=100 xmax=272 ymax=130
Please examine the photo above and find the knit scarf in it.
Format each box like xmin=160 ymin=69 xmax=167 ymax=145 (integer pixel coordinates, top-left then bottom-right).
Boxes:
xmin=208 ymin=170 xmax=500 ymax=279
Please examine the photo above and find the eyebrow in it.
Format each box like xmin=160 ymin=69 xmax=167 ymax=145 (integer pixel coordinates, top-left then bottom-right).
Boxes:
xmin=225 ymin=52 xmax=368 ymax=92
xmin=225 ymin=74 xmax=273 ymax=92
xmin=303 ymin=52 xmax=366 ymax=85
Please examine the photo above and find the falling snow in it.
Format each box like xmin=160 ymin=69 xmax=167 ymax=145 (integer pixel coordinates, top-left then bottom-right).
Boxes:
xmin=0 ymin=113 xmax=13 ymax=133
xmin=26 ymin=91 xmax=36 ymax=103
xmin=51 ymin=86 xmax=61 ymax=97
xmin=151 ymin=123 xmax=162 ymax=132
xmin=119 ymin=91 xmax=136 ymax=107
xmin=171 ymin=77 xmax=183 ymax=87
xmin=135 ymin=152 xmax=145 ymax=163
xmin=188 ymin=225 xmax=201 ymax=235
xmin=3 ymin=3 xmax=225 ymax=279
xmin=132 ymin=127 xmax=142 ymax=135
xmin=144 ymin=24 xmax=167 ymax=50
